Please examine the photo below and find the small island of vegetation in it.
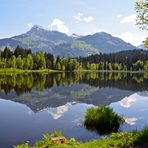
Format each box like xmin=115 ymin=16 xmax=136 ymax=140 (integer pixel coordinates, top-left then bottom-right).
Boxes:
xmin=84 ymin=105 xmax=124 ymax=134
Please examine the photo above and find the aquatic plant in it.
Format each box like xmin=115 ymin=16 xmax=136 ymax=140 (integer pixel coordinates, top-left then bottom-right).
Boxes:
xmin=84 ymin=105 xmax=124 ymax=134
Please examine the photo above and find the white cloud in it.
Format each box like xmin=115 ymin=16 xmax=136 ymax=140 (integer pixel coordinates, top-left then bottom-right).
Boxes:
xmin=125 ymin=117 xmax=137 ymax=125
xmin=120 ymin=14 xmax=136 ymax=24
xmin=27 ymin=23 xmax=33 ymax=28
xmin=119 ymin=94 xmax=137 ymax=108
xmin=117 ymin=15 xmax=122 ymax=19
xmin=120 ymin=32 xmax=145 ymax=46
xmin=48 ymin=105 xmax=68 ymax=120
xmin=48 ymin=18 xmax=69 ymax=34
xmin=73 ymin=12 xmax=94 ymax=23
xmin=72 ymin=12 xmax=84 ymax=22
xmin=119 ymin=92 xmax=148 ymax=108
xmin=83 ymin=16 xmax=94 ymax=23
xmin=27 ymin=110 xmax=34 ymax=115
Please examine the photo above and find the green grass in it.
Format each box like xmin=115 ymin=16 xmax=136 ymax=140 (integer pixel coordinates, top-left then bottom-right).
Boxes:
xmin=135 ymin=126 xmax=148 ymax=144
xmin=14 ymin=128 xmax=148 ymax=148
xmin=0 ymin=68 xmax=146 ymax=75
xmin=50 ymin=130 xmax=62 ymax=138
xmin=74 ymin=69 xmax=146 ymax=73
xmin=84 ymin=105 xmax=124 ymax=134
xmin=25 ymin=69 xmax=61 ymax=73
xmin=78 ymin=132 xmax=138 ymax=148
xmin=0 ymin=68 xmax=61 ymax=74
xmin=0 ymin=68 xmax=23 ymax=74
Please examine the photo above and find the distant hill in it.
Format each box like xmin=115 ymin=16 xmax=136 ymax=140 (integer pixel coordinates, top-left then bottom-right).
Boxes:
xmin=53 ymin=40 xmax=99 ymax=57
xmin=79 ymin=49 xmax=148 ymax=66
xmin=79 ymin=32 xmax=136 ymax=53
xmin=0 ymin=25 xmax=138 ymax=57
xmin=137 ymin=44 xmax=147 ymax=50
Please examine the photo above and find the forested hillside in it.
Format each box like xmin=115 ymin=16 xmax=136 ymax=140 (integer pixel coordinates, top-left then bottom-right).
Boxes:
xmin=1 ymin=46 xmax=148 ymax=72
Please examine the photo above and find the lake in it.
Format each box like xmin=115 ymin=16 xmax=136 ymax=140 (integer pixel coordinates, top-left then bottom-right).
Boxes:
xmin=0 ymin=72 xmax=148 ymax=148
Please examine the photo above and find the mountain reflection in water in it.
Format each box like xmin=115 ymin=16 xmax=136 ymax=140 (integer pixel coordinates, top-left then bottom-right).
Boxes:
xmin=0 ymin=72 xmax=148 ymax=148
xmin=1 ymin=72 xmax=147 ymax=111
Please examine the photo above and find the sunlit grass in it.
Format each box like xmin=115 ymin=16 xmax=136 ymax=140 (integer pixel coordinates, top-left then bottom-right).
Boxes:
xmin=0 ymin=68 xmax=60 ymax=74
xmin=50 ymin=130 xmax=62 ymax=137
xmin=15 ymin=127 xmax=148 ymax=148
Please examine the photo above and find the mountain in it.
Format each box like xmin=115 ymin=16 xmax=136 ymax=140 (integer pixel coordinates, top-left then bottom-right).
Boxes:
xmin=53 ymin=40 xmax=99 ymax=57
xmin=137 ymin=44 xmax=147 ymax=50
xmin=79 ymin=32 xmax=136 ymax=53
xmin=71 ymin=33 xmax=82 ymax=39
xmin=0 ymin=25 xmax=137 ymax=57
xmin=0 ymin=25 xmax=72 ymax=53
xmin=0 ymin=25 xmax=98 ymax=56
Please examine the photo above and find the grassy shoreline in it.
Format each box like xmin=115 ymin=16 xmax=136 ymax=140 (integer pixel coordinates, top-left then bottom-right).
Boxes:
xmin=15 ymin=128 xmax=148 ymax=148
xmin=74 ymin=69 xmax=147 ymax=73
xmin=0 ymin=68 xmax=147 ymax=74
xmin=0 ymin=68 xmax=61 ymax=74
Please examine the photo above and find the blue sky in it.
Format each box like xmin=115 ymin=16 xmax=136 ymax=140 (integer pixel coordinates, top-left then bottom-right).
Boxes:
xmin=0 ymin=0 xmax=147 ymax=45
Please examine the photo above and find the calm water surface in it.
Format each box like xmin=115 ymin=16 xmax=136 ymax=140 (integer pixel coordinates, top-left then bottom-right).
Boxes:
xmin=0 ymin=72 xmax=148 ymax=148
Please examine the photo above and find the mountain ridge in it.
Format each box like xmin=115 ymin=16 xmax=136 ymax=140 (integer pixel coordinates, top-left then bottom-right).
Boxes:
xmin=0 ymin=25 xmax=138 ymax=57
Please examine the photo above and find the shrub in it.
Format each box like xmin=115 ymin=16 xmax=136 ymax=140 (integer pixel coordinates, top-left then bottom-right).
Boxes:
xmin=50 ymin=130 xmax=62 ymax=137
xmin=14 ymin=143 xmax=30 ymax=148
xmin=14 ymin=127 xmax=148 ymax=148
xmin=134 ymin=126 xmax=148 ymax=144
xmin=84 ymin=105 xmax=124 ymax=134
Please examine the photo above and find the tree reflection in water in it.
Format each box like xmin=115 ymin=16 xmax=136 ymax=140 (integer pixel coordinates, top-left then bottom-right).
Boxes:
xmin=0 ymin=72 xmax=148 ymax=96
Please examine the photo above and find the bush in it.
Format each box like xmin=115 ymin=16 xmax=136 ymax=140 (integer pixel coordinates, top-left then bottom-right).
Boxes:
xmin=14 ymin=143 xmax=30 ymax=148
xmin=50 ymin=130 xmax=62 ymax=137
xmin=135 ymin=126 xmax=148 ymax=144
xmin=84 ymin=105 xmax=124 ymax=134
xmin=14 ymin=127 xmax=148 ymax=148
